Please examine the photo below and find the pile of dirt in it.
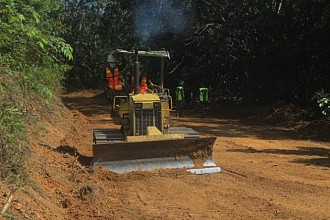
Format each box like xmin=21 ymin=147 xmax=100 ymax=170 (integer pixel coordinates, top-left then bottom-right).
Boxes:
xmin=297 ymin=120 xmax=330 ymax=141
xmin=266 ymin=103 xmax=308 ymax=124
xmin=264 ymin=102 xmax=330 ymax=141
xmin=215 ymin=100 xmax=330 ymax=141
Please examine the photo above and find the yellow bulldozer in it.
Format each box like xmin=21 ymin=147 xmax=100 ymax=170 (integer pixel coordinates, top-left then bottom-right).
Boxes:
xmin=92 ymin=49 xmax=221 ymax=174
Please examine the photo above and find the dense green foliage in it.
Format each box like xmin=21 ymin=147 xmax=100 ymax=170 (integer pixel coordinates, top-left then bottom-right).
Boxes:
xmin=62 ymin=0 xmax=134 ymax=88
xmin=62 ymin=0 xmax=329 ymax=109
xmin=0 ymin=0 xmax=72 ymax=180
xmin=312 ymin=89 xmax=330 ymax=117
xmin=0 ymin=72 xmax=26 ymax=180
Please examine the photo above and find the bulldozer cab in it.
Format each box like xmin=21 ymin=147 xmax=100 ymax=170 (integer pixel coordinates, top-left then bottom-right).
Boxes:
xmin=110 ymin=50 xmax=173 ymax=133
xmin=111 ymin=49 xmax=170 ymax=93
xmin=93 ymin=49 xmax=220 ymax=174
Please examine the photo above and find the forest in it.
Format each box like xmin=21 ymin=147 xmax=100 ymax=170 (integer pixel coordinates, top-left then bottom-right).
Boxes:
xmin=61 ymin=0 xmax=330 ymax=108
xmin=1 ymin=0 xmax=330 ymax=179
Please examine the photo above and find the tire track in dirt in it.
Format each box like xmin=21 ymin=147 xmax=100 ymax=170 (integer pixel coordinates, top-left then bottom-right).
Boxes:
xmin=60 ymin=90 xmax=330 ymax=220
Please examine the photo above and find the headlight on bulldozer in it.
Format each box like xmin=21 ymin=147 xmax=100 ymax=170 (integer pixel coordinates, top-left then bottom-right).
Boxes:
xmin=153 ymin=102 xmax=161 ymax=110
xmin=134 ymin=103 xmax=142 ymax=110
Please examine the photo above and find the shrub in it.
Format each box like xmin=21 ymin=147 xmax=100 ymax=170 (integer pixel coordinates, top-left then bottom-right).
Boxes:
xmin=312 ymin=89 xmax=330 ymax=118
xmin=0 ymin=71 xmax=27 ymax=180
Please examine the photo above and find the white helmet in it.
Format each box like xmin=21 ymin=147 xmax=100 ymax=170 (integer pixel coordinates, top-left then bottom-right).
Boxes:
xmin=107 ymin=54 xmax=117 ymax=68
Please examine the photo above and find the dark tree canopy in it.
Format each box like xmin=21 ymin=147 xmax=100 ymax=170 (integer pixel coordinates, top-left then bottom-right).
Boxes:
xmin=60 ymin=0 xmax=330 ymax=109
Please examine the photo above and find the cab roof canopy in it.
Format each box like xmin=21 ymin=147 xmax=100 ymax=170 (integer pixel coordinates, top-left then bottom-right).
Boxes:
xmin=111 ymin=49 xmax=170 ymax=59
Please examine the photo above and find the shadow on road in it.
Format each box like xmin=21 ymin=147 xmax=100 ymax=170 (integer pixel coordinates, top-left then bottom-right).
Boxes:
xmin=56 ymin=145 xmax=93 ymax=166
xmin=62 ymin=91 xmax=330 ymax=142
xmin=61 ymin=92 xmax=111 ymax=117
xmin=173 ymin=106 xmax=329 ymax=142
xmin=228 ymin=146 xmax=330 ymax=168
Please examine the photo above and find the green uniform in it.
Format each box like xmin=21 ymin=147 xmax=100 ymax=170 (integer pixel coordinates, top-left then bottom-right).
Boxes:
xmin=176 ymin=86 xmax=184 ymax=101
xmin=199 ymin=87 xmax=209 ymax=117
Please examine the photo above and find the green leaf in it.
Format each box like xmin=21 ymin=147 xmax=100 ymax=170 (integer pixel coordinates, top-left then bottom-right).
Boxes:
xmin=38 ymin=41 xmax=44 ymax=49
xmin=32 ymin=11 xmax=40 ymax=23
xmin=18 ymin=14 xmax=25 ymax=21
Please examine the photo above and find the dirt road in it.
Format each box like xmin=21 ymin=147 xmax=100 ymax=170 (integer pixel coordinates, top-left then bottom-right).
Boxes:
xmin=58 ymin=90 xmax=330 ymax=220
xmin=3 ymin=90 xmax=329 ymax=220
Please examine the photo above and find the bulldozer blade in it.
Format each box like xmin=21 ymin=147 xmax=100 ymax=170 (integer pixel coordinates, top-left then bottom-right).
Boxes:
xmin=93 ymin=136 xmax=217 ymax=173
xmin=95 ymin=156 xmax=195 ymax=173
xmin=187 ymin=167 xmax=222 ymax=175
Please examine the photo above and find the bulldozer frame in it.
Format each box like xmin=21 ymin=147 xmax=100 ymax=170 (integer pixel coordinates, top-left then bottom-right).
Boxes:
xmin=92 ymin=49 xmax=221 ymax=174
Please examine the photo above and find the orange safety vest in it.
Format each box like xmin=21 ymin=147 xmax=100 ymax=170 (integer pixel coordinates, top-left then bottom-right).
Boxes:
xmin=105 ymin=66 xmax=114 ymax=89
xmin=113 ymin=67 xmax=123 ymax=91
xmin=139 ymin=75 xmax=148 ymax=93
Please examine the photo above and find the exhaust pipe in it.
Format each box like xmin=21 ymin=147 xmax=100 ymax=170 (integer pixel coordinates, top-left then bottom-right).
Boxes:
xmin=134 ymin=51 xmax=140 ymax=94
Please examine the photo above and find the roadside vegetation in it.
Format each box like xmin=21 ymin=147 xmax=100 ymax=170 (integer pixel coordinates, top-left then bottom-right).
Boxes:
xmin=61 ymin=0 xmax=330 ymax=114
xmin=0 ymin=0 xmax=72 ymax=182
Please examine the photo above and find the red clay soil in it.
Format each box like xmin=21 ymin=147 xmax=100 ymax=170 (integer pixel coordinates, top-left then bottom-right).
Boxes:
xmin=1 ymin=90 xmax=330 ymax=220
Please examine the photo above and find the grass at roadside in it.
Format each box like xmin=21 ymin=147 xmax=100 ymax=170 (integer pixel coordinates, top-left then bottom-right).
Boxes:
xmin=0 ymin=71 xmax=27 ymax=184
xmin=0 ymin=66 xmax=65 ymax=184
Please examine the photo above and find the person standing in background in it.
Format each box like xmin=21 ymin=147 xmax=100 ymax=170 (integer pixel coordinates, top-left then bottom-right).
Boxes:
xmin=198 ymin=84 xmax=209 ymax=118
xmin=176 ymin=81 xmax=185 ymax=117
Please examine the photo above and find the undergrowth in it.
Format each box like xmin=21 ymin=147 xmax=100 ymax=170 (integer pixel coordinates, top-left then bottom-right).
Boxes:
xmin=0 ymin=66 xmax=66 ymax=184
xmin=0 ymin=71 xmax=27 ymax=182
xmin=312 ymin=89 xmax=330 ymax=119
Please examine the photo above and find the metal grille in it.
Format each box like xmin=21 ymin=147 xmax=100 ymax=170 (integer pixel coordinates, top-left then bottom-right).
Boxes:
xmin=135 ymin=108 xmax=162 ymax=135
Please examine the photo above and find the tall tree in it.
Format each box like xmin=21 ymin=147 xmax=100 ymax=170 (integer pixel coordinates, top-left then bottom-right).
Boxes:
xmin=61 ymin=0 xmax=330 ymax=108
